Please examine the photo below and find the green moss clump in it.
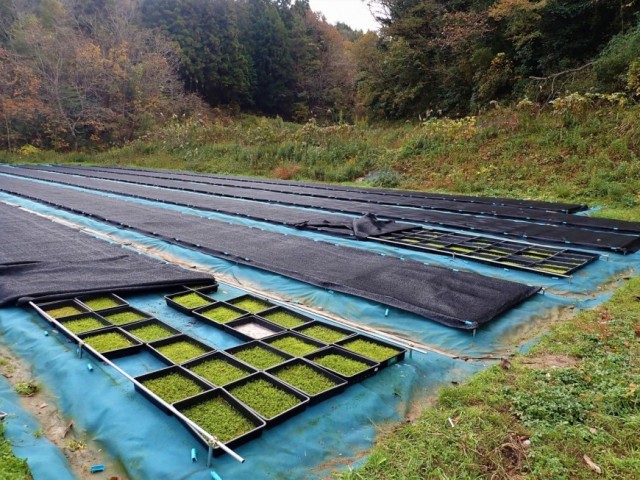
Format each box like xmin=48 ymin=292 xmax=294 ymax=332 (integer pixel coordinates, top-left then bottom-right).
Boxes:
xmin=172 ymin=293 xmax=212 ymax=309
xmin=85 ymin=332 xmax=134 ymax=352
xmin=61 ymin=316 xmax=105 ymax=334
xmin=232 ymin=346 xmax=287 ymax=370
xmin=313 ymin=354 xmax=369 ymax=377
xmin=156 ymin=341 xmax=208 ymax=363
xmin=82 ymin=296 xmax=121 ymax=310
xmin=268 ymin=335 xmax=320 ymax=357
xmin=129 ymin=323 xmax=175 ymax=342
xmin=340 ymin=338 xmax=401 ymax=361
xmin=103 ymin=309 xmax=147 ymax=325
xmin=182 ymin=397 xmax=256 ymax=443
xmin=229 ymin=379 xmax=300 ymax=419
xmin=45 ymin=305 xmax=83 ymax=318
xmin=141 ymin=372 xmax=205 ymax=403
xmin=262 ymin=311 xmax=306 ymax=328
xmin=298 ymin=324 xmax=351 ymax=343
xmin=190 ymin=359 xmax=251 ymax=386
xmin=200 ymin=306 xmax=242 ymax=324
xmin=0 ymin=423 xmax=31 ymax=478
xmin=273 ymin=364 xmax=338 ymax=396
xmin=231 ymin=297 xmax=271 ymax=313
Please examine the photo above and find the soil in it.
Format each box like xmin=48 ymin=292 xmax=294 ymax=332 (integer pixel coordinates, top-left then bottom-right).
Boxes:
xmin=0 ymin=344 xmax=129 ymax=479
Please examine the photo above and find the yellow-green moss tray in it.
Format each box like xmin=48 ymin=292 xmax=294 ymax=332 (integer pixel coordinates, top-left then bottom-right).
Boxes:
xmin=82 ymin=297 xmax=121 ymax=310
xmin=45 ymin=305 xmax=84 ymax=318
xmin=229 ymin=379 xmax=300 ymax=419
xmin=103 ymin=310 xmax=146 ymax=325
xmin=156 ymin=341 xmax=209 ymax=363
xmin=298 ymin=324 xmax=350 ymax=343
xmin=172 ymin=293 xmax=212 ymax=309
xmin=85 ymin=332 xmax=133 ymax=352
xmin=339 ymin=338 xmax=402 ymax=362
xmin=268 ymin=336 xmax=320 ymax=357
xmin=231 ymin=298 xmax=271 ymax=313
xmin=190 ymin=359 xmax=251 ymax=386
xmin=233 ymin=346 xmax=287 ymax=370
xmin=262 ymin=311 xmax=306 ymax=328
xmin=313 ymin=354 xmax=369 ymax=377
xmin=273 ymin=364 xmax=337 ymax=396
xmin=200 ymin=306 xmax=243 ymax=324
xmin=129 ymin=324 xmax=175 ymax=342
xmin=141 ymin=373 xmax=205 ymax=404
xmin=61 ymin=316 xmax=105 ymax=334
xmin=182 ymin=397 xmax=255 ymax=443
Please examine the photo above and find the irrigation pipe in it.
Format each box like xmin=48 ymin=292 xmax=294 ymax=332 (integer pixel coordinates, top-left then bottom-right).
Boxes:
xmin=29 ymin=302 xmax=245 ymax=465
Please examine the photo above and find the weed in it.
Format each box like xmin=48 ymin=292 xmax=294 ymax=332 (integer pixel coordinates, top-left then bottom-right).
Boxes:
xmin=15 ymin=381 xmax=39 ymax=396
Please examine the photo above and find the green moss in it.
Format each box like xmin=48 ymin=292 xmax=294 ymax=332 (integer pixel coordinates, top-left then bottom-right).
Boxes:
xmin=231 ymin=297 xmax=271 ymax=313
xmin=262 ymin=310 xmax=306 ymax=328
xmin=199 ymin=306 xmax=243 ymax=324
xmin=229 ymin=378 xmax=301 ymax=419
xmin=85 ymin=332 xmax=134 ymax=352
xmin=44 ymin=305 xmax=83 ymax=318
xmin=81 ymin=296 xmax=121 ymax=310
xmin=189 ymin=359 xmax=251 ymax=386
xmin=340 ymin=338 xmax=401 ymax=361
xmin=141 ymin=372 xmax=205 ymax=403
xmin=273 ymin=364 xmax=338 ymax=396
xmin=313 ymin=353 xmax=369 ymax=377
xmin=156 ymin=341 xmax=208 ymax=363
xmin=0 ymin=423 xmax=31 ymax=479
xmin=298 ymin=324 xmax=351 ymax=343
xmin=103 ymin=309 xmax=147 ymax=325
xmin=128 ymin=323 xmax=175 ymax=342
xmin=182 ymin=397 xmax=256 ymax=443
xmin=172 ymin=292 xmax=212 ymax=309
xmin=268 ymin=335 xmax=321 ymax=356
xmin=61 ymin=316 xmax=105 ymax=334
xmin=233 ymin=346 xmax=287 ymax=370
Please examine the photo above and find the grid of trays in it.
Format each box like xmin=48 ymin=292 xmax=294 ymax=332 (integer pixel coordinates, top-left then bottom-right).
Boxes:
xmin=32 ymin=285 xmax=406 ymax=456
xmin=374 ymin=227 xmax=598 ymax=277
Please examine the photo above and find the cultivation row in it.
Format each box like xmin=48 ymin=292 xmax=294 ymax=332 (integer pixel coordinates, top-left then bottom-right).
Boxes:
xmin=32 ymin=286 xmax=406 ymax=456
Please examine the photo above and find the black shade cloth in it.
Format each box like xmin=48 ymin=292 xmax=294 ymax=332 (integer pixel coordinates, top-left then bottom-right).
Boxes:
xmin=86 ymin=165 xmax=589 ymax=214
xmin=4 ymin=166 xmax=639 ymax=253
xmin=0 ymin=202 xmax=212 ymax=306
xmin=0 ymin=179 xmax=540 ymax=329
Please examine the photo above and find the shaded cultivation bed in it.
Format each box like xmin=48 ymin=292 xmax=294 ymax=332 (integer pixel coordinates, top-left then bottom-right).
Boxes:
xmin=0 ymin=179 xmax=540 ymax=329
xmin=4 ymin=165 xmax=640 ymax=253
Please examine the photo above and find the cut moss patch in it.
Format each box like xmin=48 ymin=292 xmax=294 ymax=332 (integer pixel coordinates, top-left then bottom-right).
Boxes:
xmin=61 ymin=316 xmax=105 ymax=334
xmin=229 ymin=379 xmax=300 ymax=419
xmin=190 ymin=359 xmax=251 ymax=386
xmin=141 ymin=373 xmax=205 ymax=404
xmin=313 ymin=354 xmax=369 ymax=377
xmin=172 ymin=293 xmax=212 ymax=309
xmin=262 ymin=311 xmax=306 ymax=328
xmin=82 ymin=297 xmax=121 ymax=310
xmin=298 ymin=324 xmax=350 ymax=343
xmin=273 ymin=364 xmax=337 ymax=396
xmin=85 ymin=332 xmax=133 ymax=352
xmin=129 ymin=324 xmax=175 ymax=342
xmin=233 ymin=346 xmax=287 ymax=370
xmin=156 ymin=341 xmax=208 ymax=363
xmin=45 ymin=305 xmax=83 ymax=318
xmin=182 ymin=397 xmax=255 ymax=443
xmin=268 ymin=336 xmax=320 ymax=357
xmin=340 ymin=338 xmax=402 ymax=361
xmin=103 ymin=310 xmax=146 ymax=325
xmin=231 ymin=297 xmax=271 ymax=313
xmin=200 ymin=306 xmax=243 ymax=324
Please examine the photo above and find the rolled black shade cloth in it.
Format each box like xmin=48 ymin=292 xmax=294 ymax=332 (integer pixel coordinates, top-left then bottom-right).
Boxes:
xmin=0 ymin=202 xmax=212 ymax=306
xmin=0 ymin=179 xmax=540 ymax=329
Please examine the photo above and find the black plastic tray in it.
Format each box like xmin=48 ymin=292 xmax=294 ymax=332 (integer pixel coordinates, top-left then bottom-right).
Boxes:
xmin=182 ymin=351 xmax=257 ymax=387
xmin=76 ymin=293 xmax=127 ymax=312
xmin=224 ymin=315 xmax=286 ymax=341
xmin=123 ymin=318 xmax=181 ymax=344
xmin=165 ymin=290 xmax=216 ymax=315
xmin=173 ymin=388 xmax=266 ymax=456
xmin=34 ymin=299 xmax=90 ymax=322
xmin=148 ymin=334 xmax=214 ymax=366
xmin=304 ymin=346 xmax=379 ymax=384
xmin=225 ymin=341 xmax=293 ymax=371
xmin=336 ymin=334 xmax=407 ymax=369
xmin=57 ymin=312 xmax=112 ymax=339
xmin=226 ymin=294 xmax=275 ymax=315
xmin=78 ymin=327 xmax=143 ymax=360
xmin=292 ymin=320 xmax=357 ymax=344
xmin=258 ymin=306 xmax=314 ymax=329
xmin=265 ymin=358 xmax=347 ymax=405
xmin=98 ymin=305 xmax=152 ymax=327
xmin=192 ymin=302 xmax=248 ymax=328
xmin=261 ymin=331 xmax=327 ymax=357
xmin=225 ymin=372 xmax=309 ymax=427
xmin=134 ymin=365 xmax=213 ymax=414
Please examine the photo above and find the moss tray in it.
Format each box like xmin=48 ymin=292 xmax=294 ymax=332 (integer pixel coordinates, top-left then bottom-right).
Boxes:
xmin=128 ymin=323 xmax=176 ymax=342
xmin=297 ymin=324 xmax=352 ymax=343
xmin=45 ymin=305 xmax=84 ymax=319
xmin=85 ymin=332 xmax=134 ymax=353
xmin=81 ymin=296 xmax=121 ymax=310
xmin=103 ymin=309 xmax=147 ymax=325
xmin=262 ymin=310 xmax=307 ymax=328
xmin=199 ymin=305 xmax=244 ymax=324
xmin=339 ymin=338 xmax=403 ymax=362
xmin=229 ymin=378 xmax=301 ymax=420
xmin=156 ymin=341 xmax=209 ymax=364
xmin=172 ymin=292 xmax=212 ymax=309
xmin=190 ymin=359 xmax=252 ymax=386
xmin=230 ymin=297 xmax=271 ymax=313
xmin=61 ymin=316 xmax=106 ymax=334
xmin=267 ymin=335 xmax=321 ymax=357
xmin=272 ymin=363 xmax=339 ymax=396
xmin=231 ymin=345 xmax=288 ymax=370
xmin=182 ymin=396 xmax=257 ymax=443
xmin=141 ymin=373 xmax=206 ymax=404
xmin=313 ymin=353 xmax=370 ymax=377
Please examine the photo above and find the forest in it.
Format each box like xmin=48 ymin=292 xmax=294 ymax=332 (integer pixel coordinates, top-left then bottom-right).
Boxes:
xmin=1 ymin=0 xmax=639 ymax=150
